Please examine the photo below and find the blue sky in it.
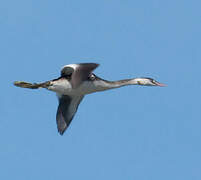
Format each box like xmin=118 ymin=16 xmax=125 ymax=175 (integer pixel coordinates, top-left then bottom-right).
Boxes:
xmin=1 ymin=0 xmax=201 ymax=179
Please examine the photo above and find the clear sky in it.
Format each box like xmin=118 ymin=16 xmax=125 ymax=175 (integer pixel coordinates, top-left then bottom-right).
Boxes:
xmin=1 ymin=0 xmax=201 ymax=179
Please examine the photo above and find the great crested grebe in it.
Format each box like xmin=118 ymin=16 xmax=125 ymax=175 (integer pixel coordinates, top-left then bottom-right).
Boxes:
xmin=14 ymin=63 xmax=166 ymax=135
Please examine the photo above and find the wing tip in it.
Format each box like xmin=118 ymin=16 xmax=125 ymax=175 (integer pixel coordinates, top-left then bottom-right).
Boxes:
xmin=57 ymin=122 xmax=68 ymax=136
xmin=57 ymin=125 xmax=68 ymax=135
xmin=58 ymin=129 xmax=66 ymax=135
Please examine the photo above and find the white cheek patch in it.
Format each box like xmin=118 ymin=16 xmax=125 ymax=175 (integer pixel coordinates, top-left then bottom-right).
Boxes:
xmin=133 ymin=78 xmax=144 ymax=84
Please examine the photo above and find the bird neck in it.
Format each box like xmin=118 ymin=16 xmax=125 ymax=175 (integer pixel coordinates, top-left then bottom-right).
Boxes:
xmin=92 ymin=78 xmax=139 ymax=92
xmin=104 ymin=78 xmax=139 ymax=88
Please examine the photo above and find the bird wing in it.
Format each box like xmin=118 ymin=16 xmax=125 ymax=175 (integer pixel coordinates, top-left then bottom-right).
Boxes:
xmin=61 ymin=63 xmax=99 ymax=88
xmin=56 ymin=95 xmax=84 ymax=135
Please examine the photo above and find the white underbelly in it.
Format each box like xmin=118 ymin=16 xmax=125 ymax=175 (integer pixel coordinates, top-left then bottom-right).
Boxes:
xmin=47 ymin=79 xmax=100 ymax=95
xmin=47 ymin=79 xmax=73 ymax=95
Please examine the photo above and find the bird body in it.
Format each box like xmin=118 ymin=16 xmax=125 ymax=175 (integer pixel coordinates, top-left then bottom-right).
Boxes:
xmin=14 ymin=63 xmax=165 ymax=135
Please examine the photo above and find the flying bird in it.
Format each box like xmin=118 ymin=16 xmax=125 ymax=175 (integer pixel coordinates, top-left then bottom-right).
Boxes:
xmin=14 ymin=63 xmax=166 ymax=135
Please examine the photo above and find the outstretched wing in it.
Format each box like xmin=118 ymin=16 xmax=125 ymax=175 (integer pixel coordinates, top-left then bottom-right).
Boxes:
xmin=56 ymin=95 xmax=84 ymax=135
xmin=61 ymin=63 xmax=99 ymax=88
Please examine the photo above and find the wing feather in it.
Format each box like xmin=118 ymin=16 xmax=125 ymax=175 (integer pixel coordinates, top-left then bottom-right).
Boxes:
xmin=56 ymin=95 xmax=84 ymax=135
xmin=61 ymin=63 xmax=99 ymax=88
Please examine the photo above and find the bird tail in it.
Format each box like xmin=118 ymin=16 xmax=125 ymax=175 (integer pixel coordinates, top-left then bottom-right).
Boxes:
xmin=14 ymin=81 xmax=51 ymax=89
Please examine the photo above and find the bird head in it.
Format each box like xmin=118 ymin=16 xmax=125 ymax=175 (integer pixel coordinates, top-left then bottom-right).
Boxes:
xmin=135 ymin=77 xmax=166 ymax=86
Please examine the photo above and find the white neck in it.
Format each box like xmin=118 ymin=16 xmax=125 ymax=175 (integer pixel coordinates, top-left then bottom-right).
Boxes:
xmin=90 ymin=78 xmax=139 ymax=93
